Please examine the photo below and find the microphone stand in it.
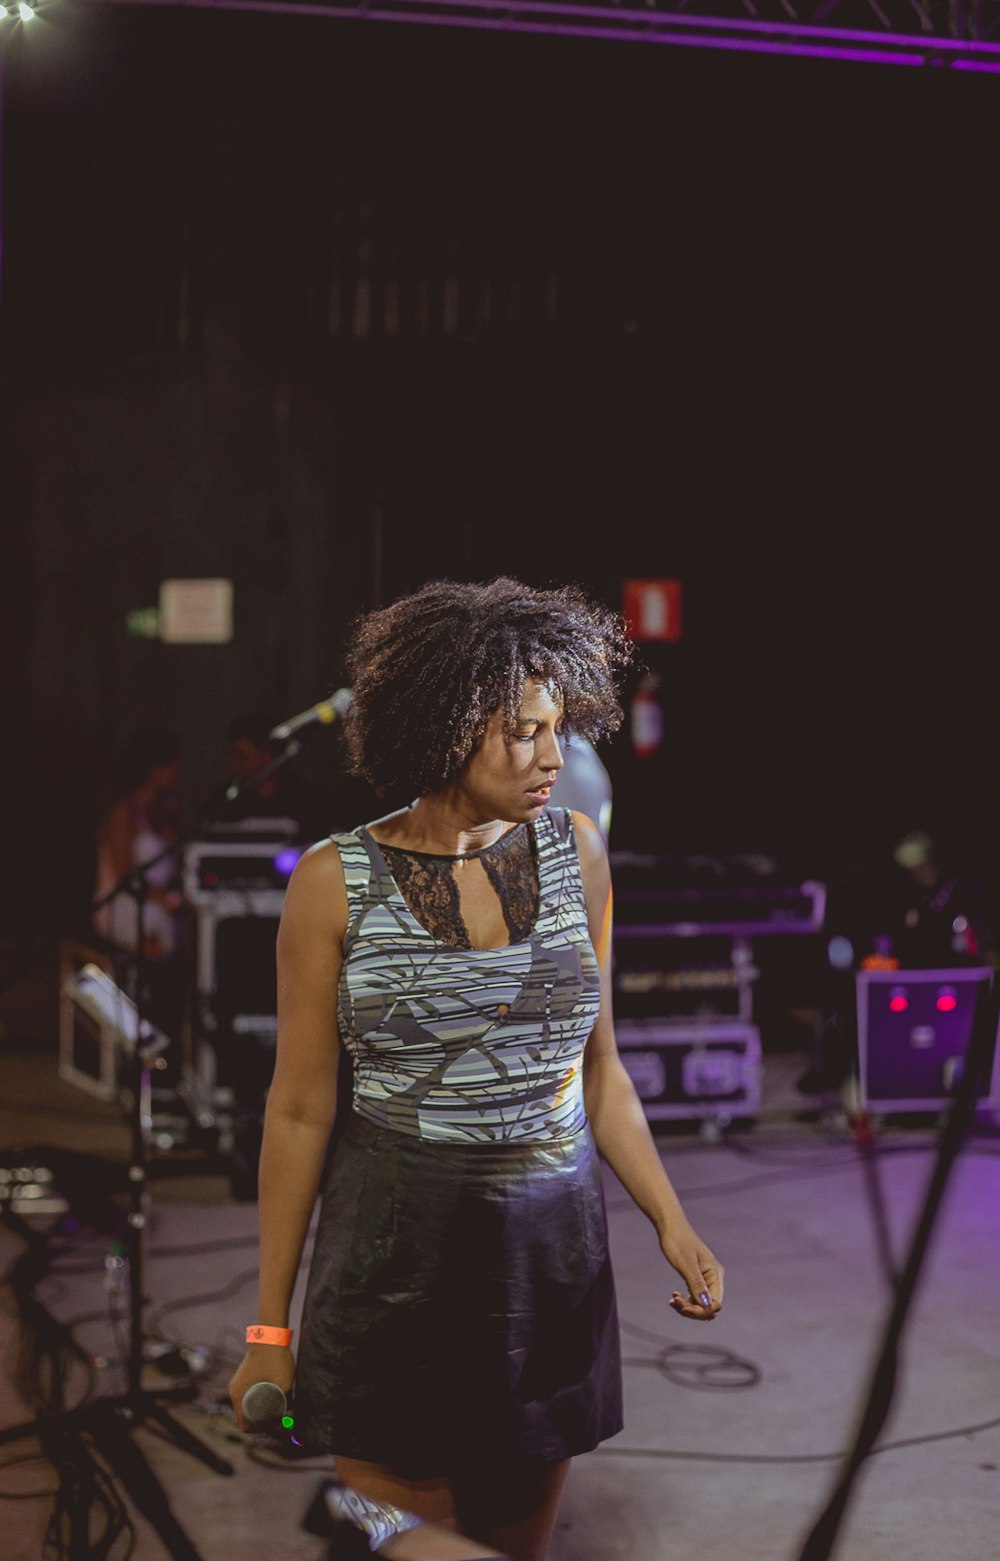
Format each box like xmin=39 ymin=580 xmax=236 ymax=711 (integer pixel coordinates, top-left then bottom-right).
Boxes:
xmin=2 ymin=857 xmax=235 ymax=1561
xmin=1 ymin=726 xmax=321 ymax=1556
xmin=221 ymin=736 xmax=303 ymax=805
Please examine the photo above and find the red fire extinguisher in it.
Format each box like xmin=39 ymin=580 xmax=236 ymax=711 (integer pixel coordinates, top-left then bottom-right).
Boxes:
xmin=630 ymin=673 xmax=664 ymax=760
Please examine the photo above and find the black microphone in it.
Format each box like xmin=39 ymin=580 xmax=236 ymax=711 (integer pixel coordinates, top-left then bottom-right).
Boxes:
xmin=269 ymin=688 xmax=353 ymax=743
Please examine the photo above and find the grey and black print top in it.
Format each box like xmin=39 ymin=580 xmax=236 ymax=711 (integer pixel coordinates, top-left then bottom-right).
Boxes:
xmin=332 ymin=807 xmax=602 ymax=1143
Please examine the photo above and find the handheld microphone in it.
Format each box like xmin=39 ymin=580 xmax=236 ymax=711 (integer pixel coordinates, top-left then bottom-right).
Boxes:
xmin=269 ymin=687 xmax=353 ymax=743
xmin=241 ymin=1380 xmax=308 ymax=1460
xmin=241 ymin=1380 xmax=288 ymax=1425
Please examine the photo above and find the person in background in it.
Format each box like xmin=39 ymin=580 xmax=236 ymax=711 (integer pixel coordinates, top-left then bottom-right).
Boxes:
xmin=204 ymin=711 xmax=331 ymax=845
xmin=798 ymin=825 xmax=996 ymax=1101
xmin=93 ymin=724 xmax=184 ymax=1036
xmin=93 ymin=724 xmax=182 ymax=961
xmin=228 ymin=576 xmax=724 ymax=1561
xmin=890 ymin=829 xmax=994 ymax=970
xmin=551 ymin=733 xmax=613 ymax=842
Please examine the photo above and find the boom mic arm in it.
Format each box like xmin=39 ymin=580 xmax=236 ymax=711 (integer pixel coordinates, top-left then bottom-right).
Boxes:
xmin=269 ymin=688 xmax=353 ymax=743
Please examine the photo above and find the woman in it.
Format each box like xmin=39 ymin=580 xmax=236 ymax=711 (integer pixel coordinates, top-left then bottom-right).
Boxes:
xmin=229 ymin=578 xmax=724 ymax=1561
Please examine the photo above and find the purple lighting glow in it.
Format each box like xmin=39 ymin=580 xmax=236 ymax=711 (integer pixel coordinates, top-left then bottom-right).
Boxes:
xmin=95 ymin=0 xmax=1000 ymax=73
xmin=274 ymin=848 xmax=302 ymax=877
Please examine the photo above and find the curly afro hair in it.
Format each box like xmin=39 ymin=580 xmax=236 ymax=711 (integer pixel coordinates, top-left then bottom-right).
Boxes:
xmin=342 ymin=576 xmax=634 ymax=798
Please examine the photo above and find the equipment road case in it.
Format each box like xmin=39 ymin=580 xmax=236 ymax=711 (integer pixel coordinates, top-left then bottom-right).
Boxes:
xmin=615 ymin=1018 xmax=762 ymax=1127
xmin=856 ymin=966 xmax=998 ymax=1116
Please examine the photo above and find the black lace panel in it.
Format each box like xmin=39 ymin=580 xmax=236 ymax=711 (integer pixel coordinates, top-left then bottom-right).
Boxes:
xmin=379 ymin=824 xmax=540 ymax=949
xmin=379 ymin=844 xmax=469 ymax=948
xmin=480 ymin=827 xmax=540 ymax=945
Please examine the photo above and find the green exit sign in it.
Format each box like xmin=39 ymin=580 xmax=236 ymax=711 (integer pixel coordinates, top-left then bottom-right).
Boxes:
xmin=126 ymin=607 xmax=160 ymax=640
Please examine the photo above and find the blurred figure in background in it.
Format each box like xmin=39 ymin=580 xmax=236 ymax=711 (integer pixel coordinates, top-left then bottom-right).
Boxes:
xmin=798 ymin=825 xmax=996 ymax=1101
xmin=891 ymin=829 xmax=993 ymax=970
xmin=204 ymin=711 xmax=331 ymax=844
xmin=93 ymin=724 xmax=184 ymax=1037
xmin=550 ymin=734 xmax=613 ymax=842
xmin=93 ymin=724 xmax=182 ymax=961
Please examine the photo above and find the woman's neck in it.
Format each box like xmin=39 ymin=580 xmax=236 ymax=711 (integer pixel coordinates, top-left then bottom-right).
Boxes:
xmin=376 ymin=795 xmax=511 ymax=858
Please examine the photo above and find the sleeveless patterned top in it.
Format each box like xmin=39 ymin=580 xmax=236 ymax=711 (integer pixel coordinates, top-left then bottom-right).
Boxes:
xmin=332 ymin=807 xmax=601 ymax=1143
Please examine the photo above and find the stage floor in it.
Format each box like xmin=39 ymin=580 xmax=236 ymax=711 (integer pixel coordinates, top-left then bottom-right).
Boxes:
xmin=1 ymin=1050 xmax=998 ymax=1561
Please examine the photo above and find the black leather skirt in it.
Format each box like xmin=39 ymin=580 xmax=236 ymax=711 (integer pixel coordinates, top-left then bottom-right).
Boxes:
xmin=293 ymin=1114 xmax=623 ymax=1476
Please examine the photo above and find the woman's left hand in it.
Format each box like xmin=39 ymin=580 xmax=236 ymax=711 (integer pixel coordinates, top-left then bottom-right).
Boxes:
xmin=660 ymin=1224 xmax=725 ymax=1320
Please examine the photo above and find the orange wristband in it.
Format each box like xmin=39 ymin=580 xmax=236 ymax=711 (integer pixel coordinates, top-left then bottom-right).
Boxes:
xmin=246 ymin=1325 xmax=293 ymax=1346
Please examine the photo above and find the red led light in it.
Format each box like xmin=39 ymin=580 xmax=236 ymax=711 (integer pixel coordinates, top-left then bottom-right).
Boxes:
xmin=889 ymin=995 xmax=908 ymax=1013
xmin=936 ymin=994 xmax=957 ymax=1012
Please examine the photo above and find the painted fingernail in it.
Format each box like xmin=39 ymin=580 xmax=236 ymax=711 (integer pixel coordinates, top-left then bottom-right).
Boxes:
xmin=698 ymin=1292 xmax=713 ymax=1308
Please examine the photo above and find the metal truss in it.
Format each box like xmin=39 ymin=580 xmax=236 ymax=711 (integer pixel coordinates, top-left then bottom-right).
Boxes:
xmin=92 ymin=0 xmax=1000 ymax=71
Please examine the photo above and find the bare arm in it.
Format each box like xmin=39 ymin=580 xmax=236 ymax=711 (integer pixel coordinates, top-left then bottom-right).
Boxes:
xmin=574 ymin=811 xmax=724 ymax=1320
xmin=100 ymin=800 xmax=134 ymax=885
xmin=229 ymin=838 xmax=347 ymax=1423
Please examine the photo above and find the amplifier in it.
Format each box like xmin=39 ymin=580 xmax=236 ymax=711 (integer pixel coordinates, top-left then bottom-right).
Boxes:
xmin=856 ymin=966 xmax=998 ymax=1115
xmin=182 ymin=840 xmax=303 ymax=911
xmin=612 ymin=933 xmax=759 ymax=1025
xmin=610 ymin=853 xmax=826 ymax=939
xmin=183 ymin=839 xmax=299 ymax=999
xmin=615 ymin=1019 xmax=762 ymax=1124
xmin=180 ymin=840 xmax=296 ymax=1172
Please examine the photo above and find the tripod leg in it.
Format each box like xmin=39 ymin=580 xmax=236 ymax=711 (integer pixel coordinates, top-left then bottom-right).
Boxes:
xmin=144 ymin=1400 xmax=234 ymax=1476
xmin=87 ymin=1402 xmax=205 ymax=1561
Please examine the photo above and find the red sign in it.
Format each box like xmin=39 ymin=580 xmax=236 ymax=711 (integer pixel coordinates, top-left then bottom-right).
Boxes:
xmin=621 ymin=579 xmax=683 ymax=643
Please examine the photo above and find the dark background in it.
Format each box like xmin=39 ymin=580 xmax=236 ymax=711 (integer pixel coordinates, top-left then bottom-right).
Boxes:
xmin=2 ymin=3 xmax=999 ymax=948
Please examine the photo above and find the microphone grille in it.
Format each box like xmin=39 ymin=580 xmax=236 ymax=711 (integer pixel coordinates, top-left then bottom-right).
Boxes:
xmin=242 ymin=1381 xmax=287 ymax=1423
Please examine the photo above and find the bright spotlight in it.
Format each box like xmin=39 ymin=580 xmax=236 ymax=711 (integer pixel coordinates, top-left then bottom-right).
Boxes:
xmin=18 ymin=1 xmax=36 ymax=18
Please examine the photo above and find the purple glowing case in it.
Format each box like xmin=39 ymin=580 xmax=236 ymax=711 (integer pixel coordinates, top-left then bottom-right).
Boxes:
xmin=855 ymin=966 xmax=999 ymax=1115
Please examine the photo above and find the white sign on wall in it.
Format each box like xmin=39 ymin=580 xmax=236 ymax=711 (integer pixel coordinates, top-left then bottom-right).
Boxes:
xmin=159 ymin=579 xmax=234 ymax=644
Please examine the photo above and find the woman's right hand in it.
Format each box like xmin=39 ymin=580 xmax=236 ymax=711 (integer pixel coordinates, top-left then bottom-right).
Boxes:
xmin=228 ymin=1344 xmax=296 ymax=1433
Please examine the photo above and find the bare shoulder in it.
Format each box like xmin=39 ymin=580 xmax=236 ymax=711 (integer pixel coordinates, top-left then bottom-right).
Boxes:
xmin=570 ymin=810 xmax=611 ymax=892
xmin=280 ymin=837 xmax=349 ymax=944
xmin=570 ymin=809 xmax=608 ymax=861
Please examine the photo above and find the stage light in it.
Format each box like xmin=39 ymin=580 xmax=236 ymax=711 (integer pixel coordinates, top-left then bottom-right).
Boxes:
xmin=936 ymin=988 xmax=958 ymax=1013
xmin=274 ymin=848 xmax=301 ymax=877
xmin=18 ymin=1 xmax=37 ymax=19
xmin=889 ymin=991 xmax=909 ymax=1014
